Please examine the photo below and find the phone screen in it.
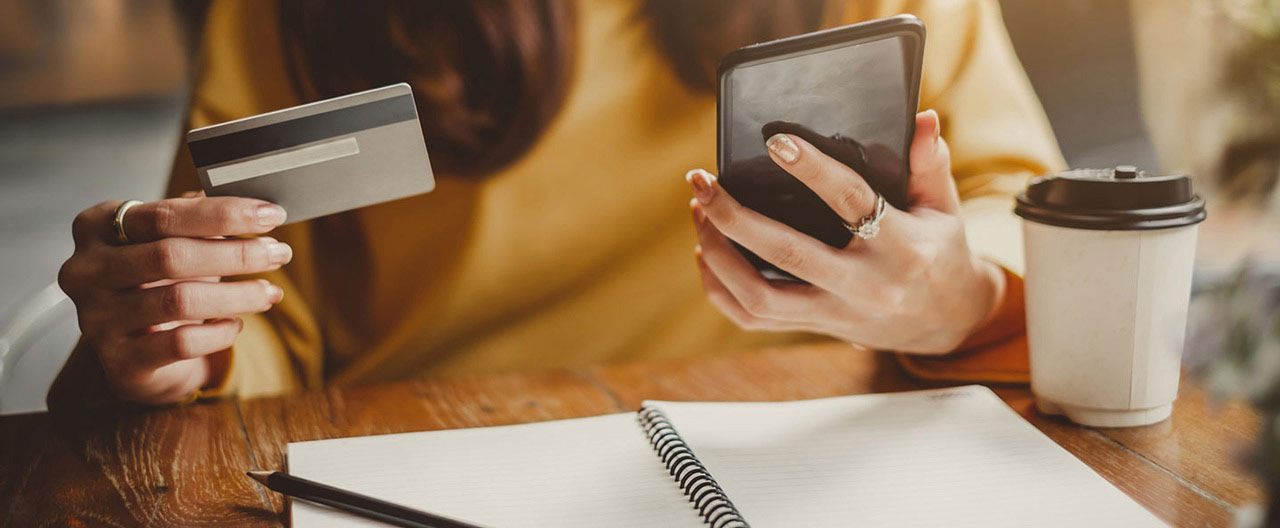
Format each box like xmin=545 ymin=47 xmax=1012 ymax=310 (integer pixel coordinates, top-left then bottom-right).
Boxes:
xmin=719 ymin=32 xmax=917 ymax=279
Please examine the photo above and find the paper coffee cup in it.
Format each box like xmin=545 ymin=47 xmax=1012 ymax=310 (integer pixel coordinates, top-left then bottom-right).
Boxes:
xmin=1014 ymin=166 xmax=1206 ymax=427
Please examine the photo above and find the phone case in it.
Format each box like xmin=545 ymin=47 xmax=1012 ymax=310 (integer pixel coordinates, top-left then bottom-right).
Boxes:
xmin=716 ymin=15 xmax=926 ymax=281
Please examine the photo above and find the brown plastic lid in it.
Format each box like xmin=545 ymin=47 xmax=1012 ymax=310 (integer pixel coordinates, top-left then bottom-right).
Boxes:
xmin=1014 ymin=166 xmax=1206 ymax=230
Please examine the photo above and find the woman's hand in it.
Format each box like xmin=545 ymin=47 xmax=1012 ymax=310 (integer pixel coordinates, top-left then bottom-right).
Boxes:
xmin=57 ymin=194 xmax=291 ymax=404
xmin=689 ymin=110 xmax=1005 ymax=354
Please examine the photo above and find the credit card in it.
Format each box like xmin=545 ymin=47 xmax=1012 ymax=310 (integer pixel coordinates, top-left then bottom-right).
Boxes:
xmin=186 ymin=83 xmax=434 ymax=224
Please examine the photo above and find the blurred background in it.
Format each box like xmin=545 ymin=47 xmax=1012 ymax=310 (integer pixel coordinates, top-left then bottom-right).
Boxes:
xmin=0 ymin=0 xmax=1277 ymax=414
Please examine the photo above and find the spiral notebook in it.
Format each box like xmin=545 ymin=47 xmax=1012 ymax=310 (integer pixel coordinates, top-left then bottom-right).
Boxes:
xmin=286 ymin=386 xmax=1166 ymax=527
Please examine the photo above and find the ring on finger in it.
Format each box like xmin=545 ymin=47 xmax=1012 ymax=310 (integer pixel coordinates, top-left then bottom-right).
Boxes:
xmin=112 ymin=200 xmax=144 ymax=245
xmin=843 ymin=194 xmax=887 ymax=240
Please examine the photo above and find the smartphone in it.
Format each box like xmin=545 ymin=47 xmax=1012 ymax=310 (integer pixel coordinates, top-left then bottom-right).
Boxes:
xmin=717 ymin=15 xmax=925 ymax=281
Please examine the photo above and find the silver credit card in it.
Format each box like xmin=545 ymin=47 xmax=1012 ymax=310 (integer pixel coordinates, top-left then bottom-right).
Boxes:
xmin=187 ymin=83 xmax=434 ymax=224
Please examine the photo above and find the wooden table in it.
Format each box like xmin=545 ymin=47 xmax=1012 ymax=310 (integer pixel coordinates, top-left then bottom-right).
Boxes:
xmin=0 ymin=343 xmax=1265 ymax=527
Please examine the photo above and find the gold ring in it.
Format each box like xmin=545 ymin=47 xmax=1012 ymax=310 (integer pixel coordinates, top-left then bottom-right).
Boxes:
xmin=112 ymin=200 xmax=143 ymax=245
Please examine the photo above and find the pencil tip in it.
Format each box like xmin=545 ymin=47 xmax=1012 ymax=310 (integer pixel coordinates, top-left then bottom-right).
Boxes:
xmin=246 ymin=470 xmax=272 ymax=485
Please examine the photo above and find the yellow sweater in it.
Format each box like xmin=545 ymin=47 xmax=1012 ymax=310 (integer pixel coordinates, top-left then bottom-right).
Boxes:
xmin=55 ymin=0 xmax=1065 ymax=404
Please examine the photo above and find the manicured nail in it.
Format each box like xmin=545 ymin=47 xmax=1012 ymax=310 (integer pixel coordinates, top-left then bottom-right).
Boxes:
xmin=766 ymin=134 xmax=800 ymax=163
xmin=686 ymin=168 xmax=717 ymax=203
xmin=263 ymin=238 xmax=292 ymax=266
xmin=259 ymin=280 xmax=284 ymax=303
xmin=256 ymin=204 xmax=287 ymax=226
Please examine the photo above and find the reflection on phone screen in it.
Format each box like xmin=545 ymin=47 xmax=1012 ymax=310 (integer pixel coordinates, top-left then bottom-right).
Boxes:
xmin=721 ymin=35 xmax=912 ymax=280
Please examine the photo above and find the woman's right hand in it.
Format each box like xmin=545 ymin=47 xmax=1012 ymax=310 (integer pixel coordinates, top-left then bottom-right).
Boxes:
xmin=57 ymin=195 xmax=292 ymax=404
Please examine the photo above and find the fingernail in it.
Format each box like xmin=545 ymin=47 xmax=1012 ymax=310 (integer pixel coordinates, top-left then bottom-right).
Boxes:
xmin=256 ymin=204 xmax=287 ymax=226
xmin=686 ymin=168 xmax=717 ymax=203
xmin=259 ymin=280 xmax=284 ymax=303
xmin=264 ymin=238 xmax=292 ymax=266
xmin=690 ymin=198 xmax=706 ymax=224
xmin=925 ymin=109 xmax=941 ymax=142
xmin=766 ymin=134 xmax=800 ymax=164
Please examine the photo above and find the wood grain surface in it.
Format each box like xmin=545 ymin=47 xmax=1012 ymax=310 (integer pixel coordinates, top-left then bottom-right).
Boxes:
xmin=0 ymin=343 xmax=1265 ymax=527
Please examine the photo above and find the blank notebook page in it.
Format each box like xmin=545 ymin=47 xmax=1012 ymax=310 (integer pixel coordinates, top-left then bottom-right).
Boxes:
xmin=287 ymin=413 xmax=701 ymax=528
xmin=648 ymin=386 xmax=1166 ymax=528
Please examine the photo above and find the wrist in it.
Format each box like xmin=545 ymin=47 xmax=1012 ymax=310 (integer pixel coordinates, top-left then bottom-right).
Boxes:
xmin=965 ymin=255 xmax=1007 ymax=340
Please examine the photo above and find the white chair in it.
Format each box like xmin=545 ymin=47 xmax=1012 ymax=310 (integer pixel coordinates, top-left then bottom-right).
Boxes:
xmin=0 ymin=282 xmax=79 ymax=415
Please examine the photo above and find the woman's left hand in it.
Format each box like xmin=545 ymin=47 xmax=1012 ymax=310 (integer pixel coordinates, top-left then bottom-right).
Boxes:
xmin=688 ymin=110 xmax=1005 ymax=354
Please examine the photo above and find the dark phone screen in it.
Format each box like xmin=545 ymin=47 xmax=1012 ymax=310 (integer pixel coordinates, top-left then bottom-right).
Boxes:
xmin=720 ymin=34 xmax=914 ymax=279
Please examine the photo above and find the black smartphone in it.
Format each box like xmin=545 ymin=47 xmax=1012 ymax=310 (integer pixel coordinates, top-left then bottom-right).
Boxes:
xmin=717 ymin=15 xmax=925 ymax=281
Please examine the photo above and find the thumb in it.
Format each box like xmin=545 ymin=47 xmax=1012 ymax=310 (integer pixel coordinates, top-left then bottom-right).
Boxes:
xmin=907 ymin=109 xmax=961 ymax=214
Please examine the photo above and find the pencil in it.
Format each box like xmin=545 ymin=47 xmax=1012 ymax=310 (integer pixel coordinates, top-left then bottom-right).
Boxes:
xmin=247 ymin=470 xmax=482 ymax=528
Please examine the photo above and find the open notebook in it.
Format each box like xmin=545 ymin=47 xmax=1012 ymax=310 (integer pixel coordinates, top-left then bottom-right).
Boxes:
xmin=287 ymin=386 xmax=1166 ymax=527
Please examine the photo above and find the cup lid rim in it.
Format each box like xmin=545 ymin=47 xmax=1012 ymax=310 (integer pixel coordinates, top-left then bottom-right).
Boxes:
xmin=1014 ymin=167 xmax=1207 ymax=230
xmin=1015 ymin=192 xmax=1207 ymax=230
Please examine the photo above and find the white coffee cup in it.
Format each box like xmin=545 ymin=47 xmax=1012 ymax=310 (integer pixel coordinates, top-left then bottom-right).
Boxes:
xmin=1015 ymin=166 xmax=1206 ymax=427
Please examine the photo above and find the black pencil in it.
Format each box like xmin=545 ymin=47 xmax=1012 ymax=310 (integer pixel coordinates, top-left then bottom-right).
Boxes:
xmin=246 ymin=470 xmax=482 ymax=528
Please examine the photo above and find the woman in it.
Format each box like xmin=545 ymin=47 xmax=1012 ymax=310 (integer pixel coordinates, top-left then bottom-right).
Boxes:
xmin=52 ymin=0 xmax=1063 ymax=406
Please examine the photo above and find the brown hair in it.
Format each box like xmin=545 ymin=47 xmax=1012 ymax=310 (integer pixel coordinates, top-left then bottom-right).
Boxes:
xmin=278 ymin=0 xmax=826 ymax=178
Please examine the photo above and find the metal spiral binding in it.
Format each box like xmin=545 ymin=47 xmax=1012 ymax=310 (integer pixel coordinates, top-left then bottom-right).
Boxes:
xmin=638 ymin=406 xmax=750 ymax=528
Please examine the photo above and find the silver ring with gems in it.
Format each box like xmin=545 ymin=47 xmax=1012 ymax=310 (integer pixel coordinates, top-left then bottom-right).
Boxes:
xmin=844 ymin=194 xmax=886 ymax=240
